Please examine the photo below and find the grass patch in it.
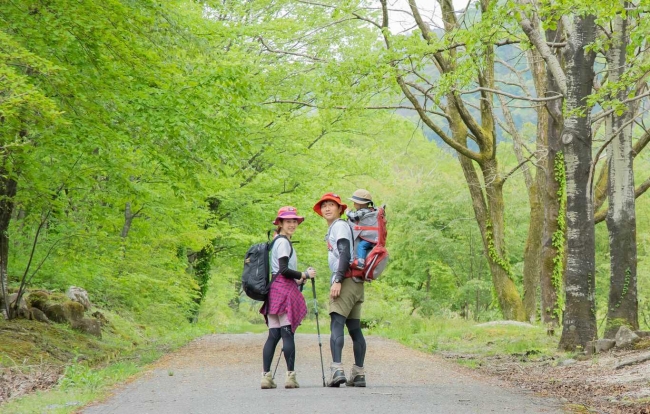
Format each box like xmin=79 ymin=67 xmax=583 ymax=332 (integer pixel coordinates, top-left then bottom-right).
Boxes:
xmin=367 ymin=315 xmax=562 ymax=361
xmin=0 ymin=312 xmax=212 ymax=413
xmin=1 ymin=361 xmax=141 ymax=414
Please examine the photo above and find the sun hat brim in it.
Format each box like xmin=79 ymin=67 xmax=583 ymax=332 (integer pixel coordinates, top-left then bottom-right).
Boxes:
xmin=272 ymin=214 xmax=305 ymax=226
xmin=313 ymin=194 xmax=347 ymax=217
xmin=348 ymin=196 xmax=373 ymax=204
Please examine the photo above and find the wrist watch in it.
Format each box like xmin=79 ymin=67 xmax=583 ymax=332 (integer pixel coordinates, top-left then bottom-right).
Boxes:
xmin=333 ymin=277 xmax=342 ymax=284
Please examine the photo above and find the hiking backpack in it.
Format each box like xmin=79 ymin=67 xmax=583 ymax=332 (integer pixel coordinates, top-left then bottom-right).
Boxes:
xmin=241 ymin=234 xmax=292 ymax=301
xmin=347 ymin=205 xmax=389 ymax=282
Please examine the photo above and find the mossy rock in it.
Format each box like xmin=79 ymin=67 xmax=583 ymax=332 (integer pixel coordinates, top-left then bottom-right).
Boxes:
xmin=26 ymin=291 xmax=50 ymax=311
xmin=43 ymin=303 xmax=67 ymax=323
xmin=633 ymin=338 xmax=650 ymax=350
xmin=28 ymin=307 xmax=51 ymax=323
xmin=63 ymin=301 xmax=85 ymax=322
xmin=71 ymin=318 xmax=102 ymax=338
xmin=45 ymin=292 xmax=68 ymax=304
xmin=43 ymin=301 xmax=85 ymax=324
xmin=2 ymin=293 xmax=29 ymax=318
xmin=92 ymin=311 xmax=110 ymax=327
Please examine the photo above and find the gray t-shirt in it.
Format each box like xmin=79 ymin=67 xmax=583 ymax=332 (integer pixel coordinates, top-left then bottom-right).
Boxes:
xmin=270 ymin=236 xmax=296 ymax=275
xmin=327 ymin=219 xmax=354 ymax=283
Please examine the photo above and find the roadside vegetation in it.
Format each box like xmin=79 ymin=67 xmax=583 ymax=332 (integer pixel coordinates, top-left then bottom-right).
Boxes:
xmin=3 ymin=0 xmax=650 ymax=413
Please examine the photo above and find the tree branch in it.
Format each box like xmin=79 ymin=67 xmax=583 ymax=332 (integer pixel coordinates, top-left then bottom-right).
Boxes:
xmin=352 ymin=12 xmax=382 ymax=30
xmin=258 ymin=36 xmax=326 ymax=62
xmin=379 ymin=1 xmax=480 ymax=161
xmin=517 ymin=5 xmax=568 ymax=96
xmin=633 ymin=127 xmax=650 ymax=156
xmin=261 ymin=99 xmax=449 ymax=119
xmin=591 ymin=90 xmax=650 ymax=123
xmin=502 ymin=151 xmax=538 ymax=183
xmin=459 ymin=87 xmax=562 ymax=102
xmin=498 ymin=95 xmax=534 ymax=188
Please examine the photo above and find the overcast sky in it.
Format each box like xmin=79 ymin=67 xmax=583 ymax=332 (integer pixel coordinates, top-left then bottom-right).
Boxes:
xmin=387 ymin=0 xmax=475 ymax=34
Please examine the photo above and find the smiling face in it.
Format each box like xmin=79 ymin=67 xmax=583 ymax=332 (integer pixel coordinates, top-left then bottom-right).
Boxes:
xmin=320 ymin=200 xmax=342 ymax=224
xmin=278 ymin=218 xmax=299 ymax=237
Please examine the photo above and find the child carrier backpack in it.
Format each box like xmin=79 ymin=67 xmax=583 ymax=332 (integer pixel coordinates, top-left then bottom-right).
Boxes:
xmin=241 ymin=234 xmax=292 ymax=301
xmin=347 ymin=205 xmax=389 ymax=282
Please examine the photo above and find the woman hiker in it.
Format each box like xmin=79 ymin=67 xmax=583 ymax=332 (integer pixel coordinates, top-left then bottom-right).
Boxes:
xmin=260 ymin=206 xmax=316 ymax=389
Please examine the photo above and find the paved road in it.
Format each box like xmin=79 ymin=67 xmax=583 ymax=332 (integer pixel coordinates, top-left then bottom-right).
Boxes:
xmin=84 ymin=333 xmax=564 ymax=414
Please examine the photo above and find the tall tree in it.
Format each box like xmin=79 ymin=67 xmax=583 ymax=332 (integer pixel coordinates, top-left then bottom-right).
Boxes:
xmin=556 ymin=13 xmax=598 ymax=350
xmin=365 ymin=0 xmax=528 ymax=319
xmin=0 ymin=0 xmax=263 ymax=320
xmin=539 ymin=30 xmax=565 ymax=329
xmin=519 ymin=3 xmax=598 ymax=349
xmin=601 ymin=3 xmax=638 ymax=337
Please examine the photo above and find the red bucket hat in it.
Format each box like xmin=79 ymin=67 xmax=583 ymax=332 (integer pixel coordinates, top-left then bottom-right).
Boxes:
xmin=313 ymin=192 xmax=348 ymax=217
xmin=272 ymin=206 xmax=305 ymax=225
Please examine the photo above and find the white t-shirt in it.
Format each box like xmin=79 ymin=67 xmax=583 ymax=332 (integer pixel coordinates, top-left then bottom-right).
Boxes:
xmin=270 ymin=236 xmax=297 ymax=275
xmin=327 ymin=219 xmax=354 ymax=282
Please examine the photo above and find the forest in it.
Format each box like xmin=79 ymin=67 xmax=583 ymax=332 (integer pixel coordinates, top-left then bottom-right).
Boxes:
xmin=2 ymin=0 xmax=650 ymax=411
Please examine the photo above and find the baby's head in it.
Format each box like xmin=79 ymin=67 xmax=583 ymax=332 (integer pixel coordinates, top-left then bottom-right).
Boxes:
xmin=349 ymin=189 xmax=373 ymax=210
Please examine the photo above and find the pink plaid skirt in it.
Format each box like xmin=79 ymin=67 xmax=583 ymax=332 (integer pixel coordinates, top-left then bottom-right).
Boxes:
xmin=260 ymin=275 xmax=307 ymax=333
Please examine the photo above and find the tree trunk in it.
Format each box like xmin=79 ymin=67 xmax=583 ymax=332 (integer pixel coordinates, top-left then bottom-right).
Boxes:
xmin=0 ymin=170 xmax=17 ymax=319
xmin=452 ymin=123 xmax=525 ymax=321
xmin=558 ymin=14 xmax=598 ymax=351
xmin=121 ymin=202 xmax=134 ymax=238
xmin=540 ymin=29 xmax=564 ymax=328
xmin=121 ymin=202 xmax=143 ymax=239
xmin=604 ymin=9 xmax=638 ymax=338
xmin=523 ymin=183 xmax=543 ymax=322
xmin=481 ymin=159 xmax=526 ymax=321
xmin=498 ymin=93 xmax=541 ymax=322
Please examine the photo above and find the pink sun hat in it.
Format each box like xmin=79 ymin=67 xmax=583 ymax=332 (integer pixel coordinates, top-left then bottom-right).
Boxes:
xmin=272 ymin=206 xmax=305 ymax=225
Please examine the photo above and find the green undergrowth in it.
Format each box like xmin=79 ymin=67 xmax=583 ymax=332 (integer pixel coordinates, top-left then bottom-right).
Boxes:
xmin=0 ymin=309 xmax=212 ymax=414
xmin=368 ymin=315 xmax=561 ymax=360
xmin=212 ymin=298 xmax=564 ymax=364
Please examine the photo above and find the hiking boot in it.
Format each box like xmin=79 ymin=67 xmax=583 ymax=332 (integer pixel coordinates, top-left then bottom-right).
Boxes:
xmin=261 ymin=372 xmax=277 ymax=389
xmin=285 ymin=371 xmax=299 ymax=389
xmin=327 ymin=363 xmax=346 ymax=387
xmin=346 ymin=365 xmax=366 ymax=387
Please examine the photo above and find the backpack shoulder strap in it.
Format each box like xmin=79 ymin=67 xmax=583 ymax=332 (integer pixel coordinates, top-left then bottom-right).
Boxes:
xmin=331 ymin=219 xmax=354 ymax=264
xmin=270 ymin=234 xmax=294 ymax=258
xmin=328 ymin=219 xmax=354 ymax=242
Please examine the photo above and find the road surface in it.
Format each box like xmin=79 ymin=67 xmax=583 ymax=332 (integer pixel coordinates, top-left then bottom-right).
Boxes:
xmin=84 ymin=333 xmax=564 ymax=414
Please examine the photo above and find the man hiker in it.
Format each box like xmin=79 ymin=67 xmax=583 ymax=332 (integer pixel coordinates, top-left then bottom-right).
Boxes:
xmin=313 ymin=192 xmax=367 ymax=387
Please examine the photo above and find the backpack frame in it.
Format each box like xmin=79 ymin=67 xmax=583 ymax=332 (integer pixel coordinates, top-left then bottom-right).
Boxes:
xmin=346 ymin=205 xmax=389 ymax=282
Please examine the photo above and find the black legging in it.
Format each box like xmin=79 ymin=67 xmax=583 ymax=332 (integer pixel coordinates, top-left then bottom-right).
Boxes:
xmin=262 ymin=325 xmax=296 ymax=372
xmin=330 ymin=313 xmax=366 ymax=367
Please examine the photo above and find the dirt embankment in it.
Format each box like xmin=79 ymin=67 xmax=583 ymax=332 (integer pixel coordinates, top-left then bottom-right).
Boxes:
xmin=447 ymin=345 xmax=650 ymax=413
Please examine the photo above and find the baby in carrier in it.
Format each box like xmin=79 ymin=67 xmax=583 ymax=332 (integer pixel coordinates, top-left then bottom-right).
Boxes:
xmin=346 ymin=189 xmax=378 ymax=270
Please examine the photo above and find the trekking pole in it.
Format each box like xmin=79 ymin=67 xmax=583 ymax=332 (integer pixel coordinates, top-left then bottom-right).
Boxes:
xmin=311 ymin=276 xmax=326 ymax=387
xmin=272 ymin=349 xmax=283 ymax=380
